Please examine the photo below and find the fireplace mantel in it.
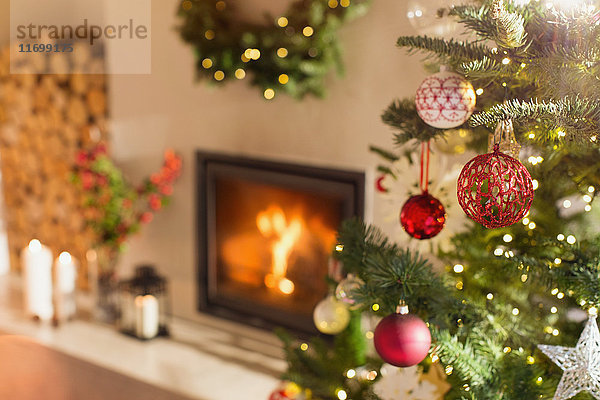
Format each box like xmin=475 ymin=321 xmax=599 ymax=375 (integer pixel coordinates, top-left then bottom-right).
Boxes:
xmin=0 ymin=274 xmax=282 ymax=400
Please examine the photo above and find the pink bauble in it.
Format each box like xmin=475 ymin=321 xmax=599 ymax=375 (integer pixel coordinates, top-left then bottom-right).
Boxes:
xmin=400 ymin=192 xmax=446 ymax=240
xmin=415 ymin=70 xmax=476 ymax=129
xmin=457 ymin=146 xmax=534 ymax=228
xmin=374 ymin=313 xmax=431 ymax=368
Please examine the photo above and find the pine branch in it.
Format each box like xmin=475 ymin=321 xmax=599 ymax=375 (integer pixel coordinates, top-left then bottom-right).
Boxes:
xmin=397 ymin=36 xmax=493 ymax=62
xmin=469 ymin=96 xmax=600 ymax=136
xmin=450 ymin=5 xmax=497 ymax=41
xmin=432 ymin=328 xmax=499 ymax=388
xmin=368 ymin=145 xmax=399 ymax=163
xmin=491 ymin=0 xmax=528 ymax=49
xmin=460 ymin=56 xmax=518 ymax=80
xmin=381 ymin=98 xmax=449 ymax=144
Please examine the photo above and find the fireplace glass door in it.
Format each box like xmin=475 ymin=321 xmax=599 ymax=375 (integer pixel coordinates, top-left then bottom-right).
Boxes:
xmin=197 ymin=153 xmax=364 ymax=334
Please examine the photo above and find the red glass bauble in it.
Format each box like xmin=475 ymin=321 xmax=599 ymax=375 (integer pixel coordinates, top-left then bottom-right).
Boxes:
xmin=269 ymin=390 xmax=292 ymax=400
xmin=374 ymin=312 xmax=431 ymax=368
xmin=400 ymin=192 xmax=446 ymax=239
xmin=457 ymin=147 xmax=534 ymax=228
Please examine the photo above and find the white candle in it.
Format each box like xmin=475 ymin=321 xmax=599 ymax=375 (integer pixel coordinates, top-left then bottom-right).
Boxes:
xmin=0 ymin=231 xmax=10 ymax=275
xmin=135 ymin=294 xmax=159 ymax=339
xmin=54 ymin=251 xmax=77 ymax=320
xmin=21 ymin=239 xmax=53 ymax=320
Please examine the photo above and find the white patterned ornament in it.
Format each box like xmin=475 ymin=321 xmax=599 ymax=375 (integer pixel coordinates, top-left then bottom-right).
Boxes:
xmin=538 ymin=314 xmax=600 ymax=400
xmin=415 ymin=67 xmax=476 ymax=129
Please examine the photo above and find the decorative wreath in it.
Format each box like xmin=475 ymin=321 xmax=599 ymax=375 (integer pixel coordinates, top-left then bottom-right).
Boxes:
xmin=176 ymin=0 xmax=371 ymax=99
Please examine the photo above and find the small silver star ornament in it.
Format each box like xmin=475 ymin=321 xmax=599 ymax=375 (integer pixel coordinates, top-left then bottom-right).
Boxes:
xmin=539 ymin=313 xmax=600 ymax=400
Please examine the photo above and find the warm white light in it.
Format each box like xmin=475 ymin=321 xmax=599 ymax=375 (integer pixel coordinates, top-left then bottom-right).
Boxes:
xmin=503 ymin=234 xmax=513 ymax=243
xmin=414 ymin=9 xmax=423 ymax=17
xmin=550 ymin=0 xmax=593 ymax=11
xmin=346 ymin=369 xmax=356 ymax=378
xmin=554 ymin=258 xmax=562 ymax=265
xmin=551 ymin=306 xmax=558 ymax=313
xmin=502 ymin=57 xmax=511 ymax=65
xmin=532 ymin=180 xmax=539 ymax=190
xmin=551 ymin=288 xmax=559 ymax=295
xmin=522 ymin=218 xmax=530 ymax=225
xmin=557 ymin=292 xmax=565 ymax=299
xmin=557 ymin=130 xmax=566 ymax=138
xmin=494 ymin=248 xmax=504 ymax=256
xmin=557 ymin=234 xmax=565 ymax=241
xmin=453 ymin=264 xmax=464 ymax=273
xmin=407 ymin=11 xmax=415 ymax=18
xmin=585 ymin=205 xmax=592 ymax=212
xmin=589 ymin=186 xmax=596 ymax=193
xmin=58 ymin=251 xmax=72 ymax=265
xmin=337 ymin=389 xmax=347 ymax=400
xmin=552 ymin=329 xmax=559 ymax=336
xmin=563 ymin=200 xmax=572 ymax=208
xmin=567 ymin=235 xmax=576 ymax=244
xmin=487 ymin=293 xmax=494 ymax=300
xmin=528 ymin=222 xmax=536 ymax=230
xmin=476 ymin=88 xmax=484 ymax=95
xmin=512 ymin=308 xmax=520 ymax=316
xmin=28 ymin=239 xmax=42 ymax=253
xmin=584 ymin=195 xmax=592 ymax=203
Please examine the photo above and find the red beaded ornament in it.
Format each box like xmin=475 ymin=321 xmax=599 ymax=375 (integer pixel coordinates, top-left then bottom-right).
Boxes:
xmin=457 ymin=145 xmax=534 ymax=228
xmin=400 ymin=141 xmax=446 ymax=239
xmin=374 ymin=303 xmax=431 ymax=368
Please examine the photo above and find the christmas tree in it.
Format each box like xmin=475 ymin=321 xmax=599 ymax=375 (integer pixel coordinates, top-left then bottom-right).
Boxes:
xmin=277 ymin=1 xmax=600 ymax=399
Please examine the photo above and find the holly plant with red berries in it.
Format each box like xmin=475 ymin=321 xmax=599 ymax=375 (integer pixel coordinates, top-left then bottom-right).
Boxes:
xmin=73 ymin=144 xmax=182 ymax=252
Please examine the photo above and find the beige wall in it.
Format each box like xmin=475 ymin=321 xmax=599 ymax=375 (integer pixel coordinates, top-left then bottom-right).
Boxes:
xmin=109 ymin=0 xmax=430 ymax=322
xmin=0 ymin=0 xmax=470 ymax=323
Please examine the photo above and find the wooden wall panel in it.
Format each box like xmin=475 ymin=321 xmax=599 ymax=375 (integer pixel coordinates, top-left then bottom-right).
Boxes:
xmin=0 ymin=45 xmax=109 ymax=288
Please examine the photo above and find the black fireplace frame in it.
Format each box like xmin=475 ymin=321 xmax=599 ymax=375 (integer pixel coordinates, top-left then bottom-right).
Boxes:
xmin=196 ymin=151 xmax=365 ymax=334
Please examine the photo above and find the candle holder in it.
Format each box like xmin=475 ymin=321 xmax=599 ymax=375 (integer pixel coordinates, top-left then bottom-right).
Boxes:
xmin=117 ymin=265 xmax=170 ymax=340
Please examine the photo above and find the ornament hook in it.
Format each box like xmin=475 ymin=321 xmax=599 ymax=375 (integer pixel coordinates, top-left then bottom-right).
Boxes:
xmin=397 ymin=300 xmax=409 ymax=315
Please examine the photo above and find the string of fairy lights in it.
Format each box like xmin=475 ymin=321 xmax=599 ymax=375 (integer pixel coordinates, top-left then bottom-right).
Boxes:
xmin=182 ymin=0 xmax=354 ymax=100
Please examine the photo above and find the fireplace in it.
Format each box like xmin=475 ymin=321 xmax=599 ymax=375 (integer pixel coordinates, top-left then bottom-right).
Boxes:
xmin=196 ymin=152 xmax=364 ymax=334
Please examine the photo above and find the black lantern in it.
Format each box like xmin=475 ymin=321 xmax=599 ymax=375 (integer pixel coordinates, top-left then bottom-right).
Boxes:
xmin=118 ymin=265 xmax=170 ymax=340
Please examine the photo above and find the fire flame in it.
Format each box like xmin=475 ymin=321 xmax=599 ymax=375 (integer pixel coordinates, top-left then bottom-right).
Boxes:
xmin=256 ymin=205 xmax=303 ymax=295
